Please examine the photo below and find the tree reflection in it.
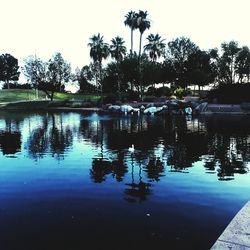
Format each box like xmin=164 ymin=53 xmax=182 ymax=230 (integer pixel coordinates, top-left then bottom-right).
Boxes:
xmin=144 ymin=156 xmax=165 ymax=181
xmin=90 ymin=152 xmax=128 ymax=183
xmin=0 ymin=111 xmax=249 ymax=183
xmin=0 ymin=131 xmax=21 ymax=155
xmin=27 ymin=113 xmax=73 ymax=160
xmin=203 ymin=133 xmax=249 ymax=181
xmin=124 ymin=156 xmax=152 ymax=203
xmin=0 ymin=113 xmax=22 ymax=155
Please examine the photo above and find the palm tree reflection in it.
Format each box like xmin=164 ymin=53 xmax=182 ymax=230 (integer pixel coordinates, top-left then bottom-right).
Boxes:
xmin=144 ymin=156 xmax=165 ymax=182
xmin=124 ymin=153 xmax=152 ymax=203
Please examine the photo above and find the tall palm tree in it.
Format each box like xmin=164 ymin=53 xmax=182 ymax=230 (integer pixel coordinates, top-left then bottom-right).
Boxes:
xmin=136 ymin=10 xmax=151 ymax=58
xmin=110 ymin=36 xmax=127 ymax=100
xmin=88 ymin=33 xmax=109 ymax=92
xmin=124 ymin=11 xmax=137 ymax=54
xmin=136 ymin=10 xmax=150 ymax=99
xmin=144 ymin=33 xmax=166 ymax=62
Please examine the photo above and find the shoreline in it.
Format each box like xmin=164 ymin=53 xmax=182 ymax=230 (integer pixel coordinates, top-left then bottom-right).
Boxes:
xmin=0 ymin=100 xmax=250 ymax=115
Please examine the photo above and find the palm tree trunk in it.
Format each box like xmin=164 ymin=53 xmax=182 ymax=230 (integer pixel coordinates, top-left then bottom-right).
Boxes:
xmin=139 ymin=33 xmax=142 ymax=57
xmin=117 ymin=61 xmax=121 ymax=101
xmin=139 ymin=33 xmax=143 ymax=100
xmin=99 ymin=61 xmax=103 ymax=105
xmin=131 ymin=29 xmax=133 ymax=54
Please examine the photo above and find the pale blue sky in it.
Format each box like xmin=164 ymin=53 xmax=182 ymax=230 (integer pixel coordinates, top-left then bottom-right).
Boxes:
xmin=1 ymin=0 xmax=250 ymax=70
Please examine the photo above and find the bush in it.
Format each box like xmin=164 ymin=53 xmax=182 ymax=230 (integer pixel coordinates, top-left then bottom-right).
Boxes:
xmin=103 ymin=93 xmax=117 ymax=104
xmin=174 ymin=87 xmax=191 ymax=98
xmin=122 ymin=91 xmax=139 ymax=102
xmin=143 ymin=96 xmax=155 ymax=102
xmin=155 ymin=87 xmax=172 ymax=97
xmin=3 ymin=82 xmax=32 ymax=89
xmin=207 ymin=84 xmax=250 ymax=104
xmin=146 ymin=87 xmax=157 ymax=96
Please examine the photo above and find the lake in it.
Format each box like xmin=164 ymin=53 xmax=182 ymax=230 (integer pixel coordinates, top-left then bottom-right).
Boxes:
xmin=0 ymin=111 xmax=249 ymax=249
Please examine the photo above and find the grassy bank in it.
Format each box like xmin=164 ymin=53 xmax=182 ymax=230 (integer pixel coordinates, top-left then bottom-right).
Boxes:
xmin=0 ymin=89 xmax=101 ymax=102
xmin=0 ymin=89 xmax=101 ymax=110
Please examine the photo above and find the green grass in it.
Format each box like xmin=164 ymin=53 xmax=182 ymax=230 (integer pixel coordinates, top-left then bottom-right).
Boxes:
xmin=0 ymin=89 xmax=101 ymax=103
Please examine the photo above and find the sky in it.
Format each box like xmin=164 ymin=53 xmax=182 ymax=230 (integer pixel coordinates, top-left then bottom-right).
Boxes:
xmin=1 ymin=0 xmax=250 ymax=78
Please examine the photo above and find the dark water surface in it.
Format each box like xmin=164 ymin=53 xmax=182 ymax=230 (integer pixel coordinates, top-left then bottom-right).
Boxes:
xmin=0 ymin=111 xmax=249 ymax=250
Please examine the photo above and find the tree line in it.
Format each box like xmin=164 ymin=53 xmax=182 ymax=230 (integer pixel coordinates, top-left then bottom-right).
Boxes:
xmin=0 ymin=10 xmax=250 ymax=101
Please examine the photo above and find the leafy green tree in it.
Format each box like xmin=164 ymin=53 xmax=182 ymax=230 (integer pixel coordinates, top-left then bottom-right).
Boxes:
xmin=0 ymin=53 xmax=20 ymax=89
xmin=23 ymin=53 xmax=71 ymax=100
xmin=161 ymin=59 xmax=176 ymax=87
xmin=47 ymin=52 xmax=71 ymax=92
xmin=89 ymin=62 xmax=100 ymax=88
xmin=219 ymin=41 xmax=240 ymax=84
xmin=103 ymin=62 xmax=130 ymax=94
xmin=185 ymin=50 xmax=216 ymax=92
xmin=120 ymin=53 xmax=140 ymax=92
xmin=235 ymin=46 xmax=250 ymax=83
xmin=167 ymin=37 xmax=199 ymax=88
xmin=23 ymin=55 xmax=47 ymax=89
xmin=124 ymin=11 xmax=137 ymax=53
xmin=208 ymin=48 xmax=220 ymax=86
xmin=144 ymin=33 xmax=166 ymax=62
xmin=75 ymin=65 xmax=95 ymax=93
xmin=88 ymin=33 xmax=109 ymax=93
xmin=142 ymin=59 xmax=162 ymax=89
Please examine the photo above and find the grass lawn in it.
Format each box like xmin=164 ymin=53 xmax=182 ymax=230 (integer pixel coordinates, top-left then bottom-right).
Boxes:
xmin=0 ymin=89 xmax=101 ymax=103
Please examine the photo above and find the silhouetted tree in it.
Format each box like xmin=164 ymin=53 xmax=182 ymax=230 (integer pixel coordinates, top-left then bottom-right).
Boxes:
xmin=124 ymin=11 xmax=137 ymax=53
xmin=75 ymin=65 xmax=95 ymax=93
xmin=23 ymin=55 xmax=47 ymax=89
xmin=110 ymin=36 xmax=127 ymax=98
xmin=219 ymin=41 xmax=240 ymax=84
xmin=235 ymin=46 xmax=250 ymax=83
xmin=0 ymin=53 xmax=20 ymax=89
xmin=167 ymin=37 xmax=199 ymax=88
xmin=23 ymin=53 xmax=71 ymax=100
xmin=144 ymin=33 xmax=166 ymax=62
xmin=88 ymin=33 xmax=110 ymax=93
xmin=46 ymin=52 xmax=71 ymax=92
xmin=136 ymin=10 xmax=151 ymax=99
xmin=185 ymin=50 xmax=216 ymax=92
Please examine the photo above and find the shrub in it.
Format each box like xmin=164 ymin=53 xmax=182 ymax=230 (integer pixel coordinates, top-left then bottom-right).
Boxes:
xmin=155 ymin=87 xmax=172 ymax=97
xmin=207 ymin=84 xmax=250 ymax=104
xmin=3 ymin=82 xmax=32 ymax=89
xmin=143 ymin=96 xmax=155 ymax=102
xmin=146 ymin=87 xmax=157 ymax=96
xmin=174 ymin=87 xmax=191 ymax=98
xmin=103 ymin=93 xmax=117 ymax=104
xmin=122 ymin=91 xmax=139 ymax=102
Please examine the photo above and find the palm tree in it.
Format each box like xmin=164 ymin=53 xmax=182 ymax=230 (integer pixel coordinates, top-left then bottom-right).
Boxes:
xmin=124 ymin=11 xmax=137 ymax=53
xmin=110 ymin=36 xmax=127 ymax=99
xmin=110 ymin=36 xmax=127 ymax=62
xmin=88 ymin=33 xmax=109 ymax=92
xmin=136 ymin=10 xmax=151 ymax=58
xmin=136 ymin=10 xmax=150 ymax=99
xmin=144 ymin=33 xmax=166 ymax=62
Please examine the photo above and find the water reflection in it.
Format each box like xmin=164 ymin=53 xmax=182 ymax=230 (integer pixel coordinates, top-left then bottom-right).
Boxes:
xmin=91 ymin=152 xmax=127 ymax=183
xmin=0 ymin=112 xmax=250 ymax=249
xmin=125 ymin=157 xmax=152 ymax=203
xmin=0 ymin=131 xmax=21 ymax=155
xmin=0 ymin=112 xmax=249 ymax=183
xmin=27 ymin=113 xmax=73 ymax=160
